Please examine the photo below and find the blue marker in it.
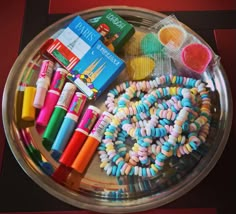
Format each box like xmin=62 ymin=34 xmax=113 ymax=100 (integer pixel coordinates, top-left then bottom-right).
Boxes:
xmin=51 ymin=92 xmax=87 ymax=160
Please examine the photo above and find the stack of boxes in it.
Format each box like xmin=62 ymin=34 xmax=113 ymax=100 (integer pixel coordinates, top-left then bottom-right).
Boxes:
xmin=47 ymin=9 xmax=135 ymax=99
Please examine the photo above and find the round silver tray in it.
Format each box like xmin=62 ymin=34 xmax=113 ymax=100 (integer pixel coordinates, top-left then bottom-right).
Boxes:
xmin=2 ymin=6 xmax=233 ymax=213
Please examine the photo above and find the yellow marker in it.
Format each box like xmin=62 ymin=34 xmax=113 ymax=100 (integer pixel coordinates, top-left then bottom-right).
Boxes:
xmin=22 ymin=86 xmax=36 ymax=121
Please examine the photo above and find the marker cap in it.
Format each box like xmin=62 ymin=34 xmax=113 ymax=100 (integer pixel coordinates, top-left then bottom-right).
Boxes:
xmin=56 ymin=82 xmax=77 ymax=109
xmin=22 ymin=86 xmax=36 ymax=121
xmin=33 ymin=85 xmax=47 ymax=109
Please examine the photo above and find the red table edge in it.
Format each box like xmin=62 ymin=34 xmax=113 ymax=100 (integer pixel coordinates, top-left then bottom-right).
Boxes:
xmin=48 ymin=0 xmax=236 ymax=14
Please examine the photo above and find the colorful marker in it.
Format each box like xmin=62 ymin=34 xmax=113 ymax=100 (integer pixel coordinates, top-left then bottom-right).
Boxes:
xmin=51 ymin=92 xmax=87 ymax=160
xmin=36 ymin=68 xmax=67 ymax=127
xmin=19 ymin=58 xmax=41 ymax=124
xmin=21 ymin=86 xmax=36 ymax=121
xmin=59 ymin=105 xmax=101 ymax=167
xmin=71 ymin=111 xmax=113 ymax=174
xmin=42 ymin=82 xmax=76 ymax=151
xmin=33 ymin=60 xmax=54 ymax=109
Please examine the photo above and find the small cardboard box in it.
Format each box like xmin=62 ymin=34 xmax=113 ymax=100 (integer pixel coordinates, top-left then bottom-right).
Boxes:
xmin=67 ymin=40 xmax=125 ymax=99
xmin=47 ymin=16 xmax=102 ymax=70
xmin=94 ymin=9 xmax=135 ymax=52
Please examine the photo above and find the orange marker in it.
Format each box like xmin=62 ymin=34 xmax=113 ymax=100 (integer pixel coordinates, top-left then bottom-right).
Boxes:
xmin=71 ymin=111 xmax=113 ymax=174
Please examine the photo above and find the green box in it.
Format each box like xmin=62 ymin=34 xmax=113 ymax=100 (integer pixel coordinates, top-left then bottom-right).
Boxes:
xmin=94 ymin=9 xmax=135 ymax=52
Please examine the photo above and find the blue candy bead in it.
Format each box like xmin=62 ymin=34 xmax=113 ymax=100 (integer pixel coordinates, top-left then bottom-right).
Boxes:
xmin=162 ymin=145 xmax=170 ymax=152
xmin=179 ymin=76 xmax=183 ymax=84
xmin=155 ymin=128 xmax=160 ymax=137
xmin=118 ymin=100 xmax=126 ymax=106
xmin=119 ymin=151 xmax=126 ymax=157
xmin=160 ymin=128 xmax=167 ymax=137
xmin=116 ymin=143 xmax=126 ymax=150
xmin=178 ymin=87 xmax=183 ymax=96
xmin=105 ymin=135 xmax=113 ymax=139
xmin=144 ymin=103 xmax=150 ymax=111
xmin=155 ymin=163 xmax=163 ymax=170
xmin=159 ymin=119 xmax=165 ymax=126
xmin=165 ymin=75 xmax=171 ymax=85
xmin=117 ymin=136 xmax=125 ymax=141
xmin=151 ymin=127 xmax=156 ymax=136
xmin=171 ymin=106 xmax=178 ymax=113
xmin=123 ymin=93 xmax=130 ymax=100
xmin=182 ymin=122 xmax=189 ymax=132
xmin=163 ymin=141 xmax=172 ymax=148
xmin=112 ymin=165 xmax=117 ymax=176
xmin=163 ymin=119 xmax=171 ymax=125
xmin=157 ymin=153 xmax=167 ymax=161
xmin=189 ymin=141 xmax=198 ymax=150
xmin=112 ymin=154 xmax=120 ymax=163
xmin=109 ymin=89 xmax=116 ymax=96
xmin=129 ymin=167 xmax=134 ymax=176
xmin=98 ymin=146 xmax=106 ymax=151
xmin=141 ymin=158 xmax=148 ymax=165
xmin=156 ymin=90 xmax=161 ymax=98
xmin=163 ymin=88 xmax=167 ymax=96
xmin=141 ymin=142 xmax=150 ymax=147
xmin=142 ymin=168 xmax=147 ymax=177
xmin=121 ymin=119 xmax=130 ymax=125
xmin=150 ymin=168 xmax=157 ymax=176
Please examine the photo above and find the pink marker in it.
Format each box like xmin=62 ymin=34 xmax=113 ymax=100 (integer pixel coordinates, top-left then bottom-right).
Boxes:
xmin=36 ymin=68 xmax=67 ymax=127
xmin=33 ymin=60 xmax=54 ymax=108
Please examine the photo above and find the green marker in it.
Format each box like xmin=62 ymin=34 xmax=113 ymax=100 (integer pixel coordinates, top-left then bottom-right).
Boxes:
xmin=42 ymin=82 xmax=76 ymax=151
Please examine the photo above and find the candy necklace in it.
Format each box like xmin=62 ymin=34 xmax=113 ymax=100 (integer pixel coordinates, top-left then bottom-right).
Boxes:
xmin=99 ymin=75 xmax=211 ymax=177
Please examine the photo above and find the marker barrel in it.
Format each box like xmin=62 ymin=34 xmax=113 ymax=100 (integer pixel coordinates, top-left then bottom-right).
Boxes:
xmin=22 ymin=86 xmax=36 ymax=121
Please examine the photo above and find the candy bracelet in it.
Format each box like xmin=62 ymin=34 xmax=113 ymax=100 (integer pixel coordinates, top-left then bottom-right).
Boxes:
xmin=98 ymin=75 xmax=211 ymax=177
